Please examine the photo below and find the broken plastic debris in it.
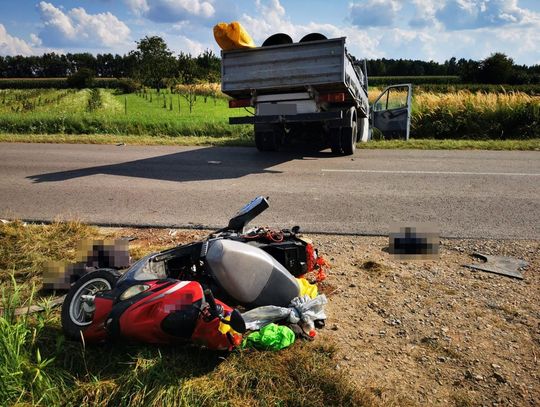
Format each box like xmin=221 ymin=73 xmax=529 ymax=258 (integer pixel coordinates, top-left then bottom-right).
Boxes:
xmin=464 ymin=252 xmax=528 ymax=279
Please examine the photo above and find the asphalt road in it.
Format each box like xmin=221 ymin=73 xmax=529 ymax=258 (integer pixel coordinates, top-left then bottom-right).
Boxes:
xmin=0 ymin=143 xmax=539 ymax=239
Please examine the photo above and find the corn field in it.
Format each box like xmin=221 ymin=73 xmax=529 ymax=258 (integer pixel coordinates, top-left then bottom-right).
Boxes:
xmin=368 ymin=88 xmax=539 ymax=139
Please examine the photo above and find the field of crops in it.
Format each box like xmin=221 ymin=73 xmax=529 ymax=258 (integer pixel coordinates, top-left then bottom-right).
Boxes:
xmin=0 ymin=87 xmax=538 ymax=140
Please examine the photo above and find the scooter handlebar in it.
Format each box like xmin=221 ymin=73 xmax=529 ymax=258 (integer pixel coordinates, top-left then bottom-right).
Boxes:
xmin=203 ymin=289 xmax=218 ymax=314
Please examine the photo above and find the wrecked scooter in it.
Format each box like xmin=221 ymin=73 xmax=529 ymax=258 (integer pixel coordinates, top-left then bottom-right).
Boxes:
xmin=61 ymin=196 xmax=326 ymax=349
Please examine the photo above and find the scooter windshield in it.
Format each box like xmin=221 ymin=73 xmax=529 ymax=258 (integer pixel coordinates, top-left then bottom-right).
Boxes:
xmin=118 ymin=254 xmax=167 ymax=282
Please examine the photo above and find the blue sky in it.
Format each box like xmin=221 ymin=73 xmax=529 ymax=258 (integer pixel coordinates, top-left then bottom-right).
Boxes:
xmin=0 ymin=0 xmax=538 ymax=65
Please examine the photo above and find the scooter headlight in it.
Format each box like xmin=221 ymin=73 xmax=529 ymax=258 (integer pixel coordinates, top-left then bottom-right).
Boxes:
xmin=120 ymin=284 xmax=150 ymax=301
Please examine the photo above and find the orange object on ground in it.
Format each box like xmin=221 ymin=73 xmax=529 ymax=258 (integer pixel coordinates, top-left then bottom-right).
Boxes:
xmin=213 ymin=22 xmax=255 ymax=51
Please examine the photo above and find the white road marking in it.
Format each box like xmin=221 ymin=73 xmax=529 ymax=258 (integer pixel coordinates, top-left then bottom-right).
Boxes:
xmin=321 ymin=169 xmax=540 ymax=176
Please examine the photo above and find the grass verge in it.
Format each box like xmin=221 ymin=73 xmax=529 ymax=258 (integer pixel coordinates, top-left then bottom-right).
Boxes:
xmin=0 ymin=221 xmax=375 ymax=406
xmin=0 ymin=133 xmax=253 ymax=147
xmin=0 ymin=220 xmax=98 ymax=284
xmin=0 ymin=133 xmax=539 ymax=150
xmin=357 ymin=138 xmax=540 ymax=150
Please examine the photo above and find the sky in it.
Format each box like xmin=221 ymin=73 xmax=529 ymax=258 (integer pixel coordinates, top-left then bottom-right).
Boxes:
xmin=0 ymin=0 xmax=539 ymax=65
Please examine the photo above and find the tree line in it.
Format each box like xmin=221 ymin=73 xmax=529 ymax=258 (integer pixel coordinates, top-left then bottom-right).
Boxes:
xmin=1 ymin=36 xmax=538 ymax=86
xmin=0 ymin=36 xmax=221 ymax=89
xmin=364 ymin=54 xmax=540 ymax=84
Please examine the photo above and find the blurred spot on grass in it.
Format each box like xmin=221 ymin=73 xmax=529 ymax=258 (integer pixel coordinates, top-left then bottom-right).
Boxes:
xmin=0 ymin=220 xmax=98 ymax=284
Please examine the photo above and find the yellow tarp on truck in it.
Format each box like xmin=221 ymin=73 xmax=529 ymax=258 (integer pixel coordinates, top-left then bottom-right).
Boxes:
xmin=214 ymin=22 xmax=255 ymax=51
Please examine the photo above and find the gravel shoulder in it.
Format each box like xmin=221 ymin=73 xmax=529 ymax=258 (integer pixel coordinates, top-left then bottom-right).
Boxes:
xmin=106 ymin=227 xmax=539 ymax=406
xmin=313 ymin=234 xmax=539 ymax=407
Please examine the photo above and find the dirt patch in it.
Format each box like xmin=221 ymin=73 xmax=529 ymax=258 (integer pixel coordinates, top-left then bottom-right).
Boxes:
xmin=99 ymin=227 xmax=539 ymax=406
xmin=312 ymin=234 xmax=539 ymax=407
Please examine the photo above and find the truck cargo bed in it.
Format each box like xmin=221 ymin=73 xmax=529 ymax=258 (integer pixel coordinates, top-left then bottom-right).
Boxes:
xmin=221 ymin=37 xmax=365 ymax=103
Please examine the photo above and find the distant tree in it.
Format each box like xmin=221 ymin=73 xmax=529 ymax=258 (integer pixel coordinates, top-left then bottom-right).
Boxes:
xmin=96 ymin=53 xmax=115 ymax=77
xmin=177 ymin=52 xmax=198 ymax=84
xmin=479 ymin=53 xmax=515 ymax=84
xmin=195 ymin=50 xmax=221 ymax=82
xmin=457 ymin=58 xmax=480 ymax=82
xmin=130 ymin=36 xmax=175 ymax=91
xmin=445 ymin=57 xmax=458 ymax=75
xmin=71 ymin=53 xmax=97 ymax=73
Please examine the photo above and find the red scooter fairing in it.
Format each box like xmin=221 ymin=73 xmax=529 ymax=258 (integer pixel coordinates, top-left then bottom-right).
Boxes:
xmin=64 ymin=272 xmax=242 ymax=351
xmin=112 ymin=280 xmax=237 ymax=350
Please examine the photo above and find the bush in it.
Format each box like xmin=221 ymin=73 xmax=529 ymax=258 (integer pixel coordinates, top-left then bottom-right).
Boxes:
xmin=116 ymin=78 xmax=141 ymax=94
xmin=66 ymin=68 xmax=95 ymax=89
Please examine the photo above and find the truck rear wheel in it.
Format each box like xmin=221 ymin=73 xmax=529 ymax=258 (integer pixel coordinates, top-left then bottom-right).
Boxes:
xmin=254 ymin=124 xmax=279 ymax=151
xmin=341 ymin=108 xmax=358 ymax=156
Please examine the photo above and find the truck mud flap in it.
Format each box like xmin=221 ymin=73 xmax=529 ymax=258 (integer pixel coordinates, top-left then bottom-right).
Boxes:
xmin=229 ymin=111 xmax=343 ymax=125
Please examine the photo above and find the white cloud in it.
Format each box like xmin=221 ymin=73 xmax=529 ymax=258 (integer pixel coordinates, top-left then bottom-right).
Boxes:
xmin=37 ymin=1 xmax=130 ymax=48
xmin=172 ymin=35 xmax=207 ymax=55
xmin=239 ymin=0 xmax=381 ymax=58
xmin=240 ymin=0 xmax=294 ymax=41
xmin=126 ymin=0 xmax=215 ymax=23
xmin=29 ymin=33 xmax=43 ymax=47
xmin=0 ymin=24 xmax=33 ymax=55
xmin=436 ymin=0 xmax=528 ymax=30
xmin=409 ymin=0 xmax=441 ymax=28
xmin=126 ymin=0 xmax=149 ymax=15
xmin=349 ymin=0 xmax=401 ymax=27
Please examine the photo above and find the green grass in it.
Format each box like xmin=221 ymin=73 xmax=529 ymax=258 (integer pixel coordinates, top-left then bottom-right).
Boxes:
xmin=358 ymin=138 xmax=540 ymax=150
xmin=0 ymin=221 xmax=375 ymax=407
xmin=1 ymin=87 xmax=539 ymax=140
xmin=0 ymin=133 xmax=253 ymax=146
xmin=0 ymin=88 xmax=252 ymax=138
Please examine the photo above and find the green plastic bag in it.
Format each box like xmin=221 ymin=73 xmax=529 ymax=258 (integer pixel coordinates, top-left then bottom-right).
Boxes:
xmin=242 ymin=323 xmax=295 ymax=351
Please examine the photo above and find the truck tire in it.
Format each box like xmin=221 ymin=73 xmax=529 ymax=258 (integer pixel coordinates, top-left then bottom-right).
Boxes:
xmin=358 ymin=117 xmax=370 ymax=143
xmin=254 ymin=124 xmax=279 ymax=151
xmin=341 ymin=108 xmax=358 ymax=156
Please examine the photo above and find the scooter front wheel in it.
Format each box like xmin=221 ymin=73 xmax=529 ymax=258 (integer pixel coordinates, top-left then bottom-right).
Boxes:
xmin=61 ymin=269 xmax=119 ymax=340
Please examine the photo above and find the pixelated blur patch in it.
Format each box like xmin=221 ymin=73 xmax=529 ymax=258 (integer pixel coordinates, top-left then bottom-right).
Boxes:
xmin=164 ymin=293 xmax=195 ymax=313
xmin=388 ymin=223 xmax=439 ymax=260
xmin=42 ymin=238 xmax=130 ymax=290
xmin=75 ymin=238 xmax=130 ymax=269
xmin=43 ymin=260 xmax=73 ymax=290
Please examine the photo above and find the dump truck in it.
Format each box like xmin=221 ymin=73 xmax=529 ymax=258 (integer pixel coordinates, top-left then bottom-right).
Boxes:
xmin=221 ymin=34 xmax=412 ymax=155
